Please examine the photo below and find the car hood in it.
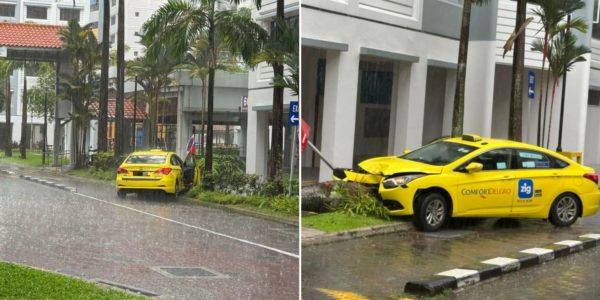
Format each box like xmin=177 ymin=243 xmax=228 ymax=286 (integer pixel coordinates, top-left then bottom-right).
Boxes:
xmin=357 ymin=156 xmax=443 ymax=176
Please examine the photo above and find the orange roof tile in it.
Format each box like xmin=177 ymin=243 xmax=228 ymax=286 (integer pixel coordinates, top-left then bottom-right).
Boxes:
xmin=0 ymin=22 xmax=64 ymax=49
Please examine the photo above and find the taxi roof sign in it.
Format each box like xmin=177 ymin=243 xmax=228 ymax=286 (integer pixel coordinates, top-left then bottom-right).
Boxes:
xmin=462 ymin=134 xmax=482 ymax=142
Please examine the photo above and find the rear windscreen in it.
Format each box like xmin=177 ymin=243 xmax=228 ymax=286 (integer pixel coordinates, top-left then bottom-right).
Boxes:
xmin=125 ymin=155 xmax=166 ymax=164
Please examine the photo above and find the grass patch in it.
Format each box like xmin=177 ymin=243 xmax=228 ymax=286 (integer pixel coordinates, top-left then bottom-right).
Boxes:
xmin=188 ymin=189 xmax=298 ymax=218
xmin=0 ymin=261 xmax=145 ymax=299
xmin=0 ymin=149 xmax=68 ymax=168
xmin=302 ymin=211 xmax=394 ymax=233
xmin=69 ymin=168 xmax=115 ymax=181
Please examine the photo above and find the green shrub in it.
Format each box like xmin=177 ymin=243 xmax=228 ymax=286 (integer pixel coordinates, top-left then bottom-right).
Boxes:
xmin=259 ymin=196 xmax=298 ymax=215
xmin=91 ymin=152 xmax=117 ymax=171
xmin=330 ymin=181 xmax=388 ymax=219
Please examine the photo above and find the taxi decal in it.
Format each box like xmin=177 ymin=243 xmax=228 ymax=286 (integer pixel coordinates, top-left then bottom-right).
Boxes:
xmin=518 ymin=179 xmax=533 ymax=199
xmin=461 ymin=188 xmax=512 ymax=196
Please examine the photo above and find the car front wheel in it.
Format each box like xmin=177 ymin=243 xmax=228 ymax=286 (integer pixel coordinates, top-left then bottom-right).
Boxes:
xmin=549 ymin=193 xmax=580 ymax=227
xmin=414 ymin=192 xmax=448 ymax=232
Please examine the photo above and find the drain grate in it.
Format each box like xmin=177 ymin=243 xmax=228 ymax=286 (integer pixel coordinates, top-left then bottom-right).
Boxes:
xmin=152 ymin=266 xmax=228 ymax=279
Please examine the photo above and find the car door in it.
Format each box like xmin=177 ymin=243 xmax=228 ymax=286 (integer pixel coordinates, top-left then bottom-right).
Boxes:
xmin=182 ymin=155 xmax=196 ymax=186
xmin=170 ymin=154 xmax=183 ymax=184
xmin=454 ymin=148 xmax=515 ymax=216
xmin=510 ymin=148 xmax=564 ymax=216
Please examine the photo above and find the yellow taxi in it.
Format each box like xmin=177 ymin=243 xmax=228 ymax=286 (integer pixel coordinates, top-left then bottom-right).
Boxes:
xmin=335 ymin=135 xmax=600 ymax=231
xmin=116 ymin=149 xmax=200 ymax=198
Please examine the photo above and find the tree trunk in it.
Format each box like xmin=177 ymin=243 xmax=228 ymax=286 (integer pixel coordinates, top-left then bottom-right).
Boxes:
xmin=204 ymin=4 xmax=216 ymax=174
xmin=451 ymin=0 xmax=472 ymax=137
xmin=20 ymin=69 xmax=27 ymax=159
xmin=98 ymin=0 xmax=110 ymax=152
xmin=546 ymin=77 xmax=558 ymax=148
xmin=267 ymin=0 xmax=285 ymax=182
xmin=541 ymin=67 xmax=552 ymax=147
xmin=508 ymin=0 xmax=526 ymax=141
xmin=200 ymin=78 xmax=206 ymax=156
xmin=114 ymin=0 xmax=125 ymax=157
xmin=536 ymin=32 xmax=549 ymax=146
xmin=4 ymin=75 xmax=11 ymax=157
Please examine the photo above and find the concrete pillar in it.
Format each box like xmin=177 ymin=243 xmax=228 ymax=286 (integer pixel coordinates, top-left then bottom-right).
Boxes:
xmin=301 ymin=48 xmax=319 ymax=168
xmin=176 ymin=89 xmax=192 ymax=158
xmin=246 ymin=110 xmax=268 ymax=177
xmin=390 ymin=59 xmax=428 ymax=152
xmin=462 ymin=0 xmax=498 ymax=137
xmin=558 ymin=0 xmax=593 ymax=154
xmin=318 ymin=47 xmax=360 ymax=182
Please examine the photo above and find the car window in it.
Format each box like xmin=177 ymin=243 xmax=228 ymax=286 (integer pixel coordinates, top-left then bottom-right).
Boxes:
xmin=515 ymin=149 xmax=553 ymax=169
xmin=170 ymin=155 xmax=180 ymax=166
xmin=125 ymin=155 xmax=166 ymax=164
xmin=469 ymin=148 xmax=512 ymax=171
xmin=184 ymin=155 xmax=195 ymax=167
xmin=401 ymin=141 xmax=477 ymax=166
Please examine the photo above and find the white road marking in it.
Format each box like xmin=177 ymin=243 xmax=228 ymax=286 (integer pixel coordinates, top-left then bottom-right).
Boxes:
xmin=436 ymin=268 xmax=478 ymax=279
xmin=555 ymin=240 xmax=583 ymax=247
xmin=481 ymin=257 xmax=520 ymax=267
xmin=580 ymin=233 xmax=600 ymax=240
xmin=73 ymin=192 xmax=299 ymax=259
xmin=520 ymin=247 xmax=553 ymax=256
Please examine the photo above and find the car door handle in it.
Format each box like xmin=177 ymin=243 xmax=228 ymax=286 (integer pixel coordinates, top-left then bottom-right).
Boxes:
xmin=502 ymin=175 xmax=512 ymax=180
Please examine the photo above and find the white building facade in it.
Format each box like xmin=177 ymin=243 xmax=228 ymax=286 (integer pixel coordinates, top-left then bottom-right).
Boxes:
xmin=0 ymin=0 xmax=90 ymax=153
xmin=302 ymin=0 xmax=600 ymax=183
xmin=242 ymin=0 xmax=299 ymax=178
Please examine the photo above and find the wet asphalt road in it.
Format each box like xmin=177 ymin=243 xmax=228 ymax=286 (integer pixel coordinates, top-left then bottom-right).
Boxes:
xmin=303 ymin=213 xmax=600 ymax=299
xmin=0 ymin=170 xmax=298 ymax=299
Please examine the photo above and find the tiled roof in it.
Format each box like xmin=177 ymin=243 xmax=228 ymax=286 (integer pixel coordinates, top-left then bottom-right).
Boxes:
xmin=89 ymin=98 xmax=148 ymax=120
xmin=0 ymin=22 xmax=64 ymax=49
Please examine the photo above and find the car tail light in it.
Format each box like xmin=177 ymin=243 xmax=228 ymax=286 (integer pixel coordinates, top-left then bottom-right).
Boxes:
xmin=154 ymin=168 xmax=172 ymax=175
xmin=584 ymin=173 xmax=598 ymax=184
xmin=117 ymin=167 xmax=128 ymax=174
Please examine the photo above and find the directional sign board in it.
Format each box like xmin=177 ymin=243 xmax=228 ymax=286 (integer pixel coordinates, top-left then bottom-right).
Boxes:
xmin=528 ymin=71 xmax=535 ymax=99
xmin=288 ymin=100 xmax=299 ymax=126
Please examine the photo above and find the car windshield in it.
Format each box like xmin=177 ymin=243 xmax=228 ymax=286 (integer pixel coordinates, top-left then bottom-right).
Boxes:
xmin=125 ymin=155 xmax=166 ymax=164
xmin=401 ymin=141 xmax=477 ymax=166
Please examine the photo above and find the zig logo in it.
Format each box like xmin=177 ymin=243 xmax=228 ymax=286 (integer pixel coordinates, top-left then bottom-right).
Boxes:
xmin=518 ymin=179 xmax=533 ymax=199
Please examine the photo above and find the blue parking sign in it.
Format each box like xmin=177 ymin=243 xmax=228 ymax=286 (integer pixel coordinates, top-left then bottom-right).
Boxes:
xmin=528 ymin=71 xmax=535 ymax=99
xmin=288 ymin=101 xmax=299 ymax=126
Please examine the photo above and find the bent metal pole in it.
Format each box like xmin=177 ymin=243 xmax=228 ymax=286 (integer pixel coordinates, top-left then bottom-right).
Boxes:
xmin=307 ymin=141 xmax=335 ymax=171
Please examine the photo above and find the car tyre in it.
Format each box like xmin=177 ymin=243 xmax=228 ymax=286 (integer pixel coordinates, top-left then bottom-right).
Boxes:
xmin=549 ymin=193 xmax=580 ymax=227
xmin=414 ymin=192 xmax=448 ymax=232
xmin=117 ymin=190 xmax=127 ymax=199
xmin=170 ymin=180 xmax=179 ymax=200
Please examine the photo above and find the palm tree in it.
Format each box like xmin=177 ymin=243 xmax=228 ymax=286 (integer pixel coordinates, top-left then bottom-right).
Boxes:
xmin=539 ymin=30 xmax=589 ymax=148
xmin=529 ymin=0 xmax=586 ymax=146
xmin=59 ymin=20 xmax=102 ymax=168
xmin=451 ymin=0 xmax=489 ymax=137
xmin=508 ymin=0 xmax=528 ymax=141
xmin=98 ymin=0 xmax=110 ymax=152
xmin=126 ymin=41 xmax=180 ymax=148
xmin=143 ymin=0 xmax=265 ymax=174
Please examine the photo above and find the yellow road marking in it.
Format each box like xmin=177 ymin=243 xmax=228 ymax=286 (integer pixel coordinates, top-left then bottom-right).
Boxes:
xmin=316 ymin=288 xmax=370 ymax=300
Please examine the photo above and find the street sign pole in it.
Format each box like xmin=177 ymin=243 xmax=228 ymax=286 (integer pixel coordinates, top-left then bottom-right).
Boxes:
xmin=288 ymin=126 xmax=297 ymax=196
xmin=287 ymin=101 xmax=299 ymax=195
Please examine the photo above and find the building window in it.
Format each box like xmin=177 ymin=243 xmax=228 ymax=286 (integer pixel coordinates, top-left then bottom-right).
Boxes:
xmin=111 ymin=0 xmax=117 ymax=6
xmin=594 ymin=0 xmax=600 ymax=24
xmin=134 ymin=51 xmax=139 ymax=57
xmin=60 ymin=8 xmax=80 ymax=22
xmin=589 ymin=90 xmax=600 ymax=106
xmin=27 ymin=6 xmax=47 ymax=20
xmin=110 ymin=34 xmax=115 ymax=45
xmin=111 ymin=15 xmax=116 ymax=25
xmin=0 ymin=4 xmax=16 ymax=17
xmin=135 ymin=12 xmax=139 ymax=17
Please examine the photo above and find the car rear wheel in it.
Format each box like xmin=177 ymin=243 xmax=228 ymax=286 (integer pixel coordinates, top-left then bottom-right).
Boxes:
xmin=414 ymin=192 xmax=448 ymax=232
xmin=170 ymin=180 xmax=179 ymax=200
xmin=117 ymin=190 xmax=127 ymax=199
xmin=549 ymin=193 xmax=580 ymax=227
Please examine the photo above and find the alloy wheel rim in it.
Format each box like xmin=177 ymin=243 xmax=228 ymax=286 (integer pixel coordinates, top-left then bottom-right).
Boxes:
xmin=425 ymin=199 xmax=445 ymax=226
xmin=556 ymin=196 xmax=577 ymax=223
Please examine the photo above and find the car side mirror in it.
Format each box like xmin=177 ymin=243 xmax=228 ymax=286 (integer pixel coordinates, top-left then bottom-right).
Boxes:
xmin=403 ymin=149 xmax=411 ymax=154
xmin=465 ymin=162 xmax=483 ymax=173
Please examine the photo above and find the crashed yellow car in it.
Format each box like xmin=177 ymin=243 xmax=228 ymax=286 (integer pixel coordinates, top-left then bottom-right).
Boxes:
xmin=334 ymin=135 xmax=600 ymax=231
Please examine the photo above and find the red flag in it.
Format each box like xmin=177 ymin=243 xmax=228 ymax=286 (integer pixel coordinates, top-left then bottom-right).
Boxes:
xmin=186 ymin=134 xmax=196 ymax=155
xmin=301 ymin=119 xmax=310 ymax=153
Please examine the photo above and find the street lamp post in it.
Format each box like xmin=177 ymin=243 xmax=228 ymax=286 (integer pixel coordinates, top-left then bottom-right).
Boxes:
xmin=556 ymin=14 xmax=571 ymax=153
